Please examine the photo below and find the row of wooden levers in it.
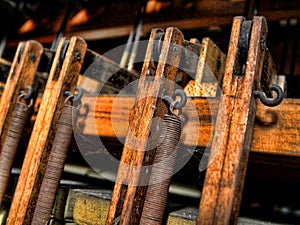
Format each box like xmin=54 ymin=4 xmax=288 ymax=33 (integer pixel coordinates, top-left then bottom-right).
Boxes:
xmin=0 ymin=16 xmax=285 ymax=225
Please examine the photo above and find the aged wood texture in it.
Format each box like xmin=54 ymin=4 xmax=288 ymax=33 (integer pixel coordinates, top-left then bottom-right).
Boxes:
xmin=106 ymin=27 xmax=184 ymax=225
xmin=197 ymin=16 xmax=268 ymax=224
xmin=6 ymin=36 xmax=87 ymax=225
xmin=0 ymin=41 xmax=43 ymax=206
xmin=184 ymin=38 xmax=226 ymax=97
xmin=0 ymin=41 xmax=43 ymax=148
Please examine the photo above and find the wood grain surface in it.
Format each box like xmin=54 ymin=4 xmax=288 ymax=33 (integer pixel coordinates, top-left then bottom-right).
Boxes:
xmin=106 ymin=27 xmax=184 ymax=225
xmin=197 ymin=16 xmax=267 ymax=225
xmin=78 ymin=95 xmax=300 ymax=157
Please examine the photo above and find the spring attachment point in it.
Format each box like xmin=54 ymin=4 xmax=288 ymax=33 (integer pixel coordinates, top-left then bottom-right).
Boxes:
xmin=18 ymin=86 xmax=33 ymax=107
xmin=254 ymin=84 xmax=283 ymax=107
xmin=64 ymin=86 xmax=83 ymax=108
xmin=162 ymin=89 xmax=187 ymax=114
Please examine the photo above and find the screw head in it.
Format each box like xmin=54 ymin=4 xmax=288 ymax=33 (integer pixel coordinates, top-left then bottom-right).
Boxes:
xmin=260 ymin=38 xmax=265 ymax=50
xmin=30 ymin=53 xmax=36 ymax=62
xmin=173 ymin=45 xmax=179 ymax=55
xmin=75 ymin=51 xmax=81 ymax=61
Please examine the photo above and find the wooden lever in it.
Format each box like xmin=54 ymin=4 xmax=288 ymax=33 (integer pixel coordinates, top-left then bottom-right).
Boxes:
xmin=6 ymin=36 xmax=87 ymax=225
xmin=106 ymin=27 xmax=184 ymax=225
xmin=197 ymin=16 xmax=270 ymax=225
xmin=0 ymin=40 xmax=43 ymax=206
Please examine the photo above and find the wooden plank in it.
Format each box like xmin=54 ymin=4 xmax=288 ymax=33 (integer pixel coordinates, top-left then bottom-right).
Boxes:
xmin=0 ymin=40 xmax=43 ymax=148
xmin=106 ymin=27 xmax=184 ymax=225
xmin=184 ymin=38 xmax=226 ymax=97
xmin=197 ymin=16 xmax=268 ymax=224
xmin=6 ymin=36 xmax=87 ymax=225
xmin=78 ymin=96 xmax=300 ymax=157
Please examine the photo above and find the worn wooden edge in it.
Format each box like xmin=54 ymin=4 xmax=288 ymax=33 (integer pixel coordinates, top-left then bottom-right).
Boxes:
xmin=0 ymin=40 xmax=43 ymax=149
xmin=184 ymin=37 xmax=226 ymax=97
xmin=197 ymin=37 xmax=226 ymax=83
xmin=6 ymin=36 xmax=87 ymax=225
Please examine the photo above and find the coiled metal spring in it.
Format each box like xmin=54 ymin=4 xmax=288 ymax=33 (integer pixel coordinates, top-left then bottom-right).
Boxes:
xmin=140 ymin=113 xmax=183 ymax=225
xmin=31 ymin=91 xmax=80 ymax=225
xmin=0 ymin=90 xmax=32 ymax=206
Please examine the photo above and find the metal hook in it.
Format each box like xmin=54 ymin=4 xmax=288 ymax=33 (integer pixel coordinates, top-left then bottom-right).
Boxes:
xmin=254 ymin=84 xmax=283 ymax=107
xmin=64 ymin=86 xmax=83 ymax=107
xmin=162 ymin=89 xmax=187 ymax=113
xmin=18 ymin=86 xmax=33 ymax=107
xmin=20 ymin=86 xmax=33 ymax=100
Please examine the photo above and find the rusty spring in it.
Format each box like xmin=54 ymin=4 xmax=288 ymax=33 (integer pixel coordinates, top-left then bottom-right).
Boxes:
xmin=0 ymin=89 xmax=32 ymax=206
xmin=31 ymin=91 xmax=81 ymax=225
xmin=140 ymin=113 xmax=183 ymax=225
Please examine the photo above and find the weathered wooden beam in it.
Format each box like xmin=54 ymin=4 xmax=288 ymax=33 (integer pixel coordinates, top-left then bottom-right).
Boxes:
xmin=77 ymin=96 xmax=300 ymax=157
xmin=184 ymin=37 xmax=226 ymax=97
xmin=197 ymin=16 xmax=268 ymax=224
xmin=6 ymin=36 xmax=87 ymax=225
xmin=106 ymin=27 xmax=184 ymax=224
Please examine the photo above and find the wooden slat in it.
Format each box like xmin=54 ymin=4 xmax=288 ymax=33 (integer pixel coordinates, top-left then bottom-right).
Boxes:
xmin=197 ymin=16 xmax=267 ymax=224
xmin=0 ymin=41 xmax=43 ymax=149
xmin=6 ymin=36 xmax=87 ymax=225
xmin=106 ymin=27 xmax=184 ymax=225
xmin=184 ymin=37 xmax=226 ymax=97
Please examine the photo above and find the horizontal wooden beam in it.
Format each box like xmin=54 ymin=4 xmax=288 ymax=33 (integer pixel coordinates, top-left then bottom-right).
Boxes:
xmin=79 ymin=96 xmax=300 ymax=157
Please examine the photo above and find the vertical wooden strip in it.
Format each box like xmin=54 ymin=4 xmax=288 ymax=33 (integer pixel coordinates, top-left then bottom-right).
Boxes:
xmin=198 ymin=16 xmax=268 ymax=225
xmin=106 ymin=27 xmax=184 ymax=225
xmin=6 ymin=36 xmax=87 ymax=225
xmin=184 ymin=38 xmax=226 ymax=97
xmin=0 ymin=41 xmax=43 ymax=149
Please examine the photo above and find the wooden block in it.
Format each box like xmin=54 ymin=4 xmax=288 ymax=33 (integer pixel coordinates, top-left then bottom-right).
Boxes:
xmin=167 ymin=207 xmax=198 ymax=225
xmin=73 ymin=190 xmax=112 ymax=225
xmin=184 ymin=37 xmax=226 ymax=97
xmin=64 ymin=189 xmax=77 ymax=221
xmin=197 ymin=16 xmax=268 ymax=224
xmin=6 ymin=36 xmax=87 ymax=225
xmin=78 ymin=95 xmax=300 ymax=157
xmin=106 ymin=27 xmax=184 ymax=225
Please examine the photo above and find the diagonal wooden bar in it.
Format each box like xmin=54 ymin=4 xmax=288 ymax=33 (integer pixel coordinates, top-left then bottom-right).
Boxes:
xmin=197 ymin=16 xmax=268 ymax=224
xmin=0 ymin=40 xmax=43 ymax=206
xmin=106 ymin=27 xmax=184 ymax=225
xmin=0 ymin=41 xmax=43 ymax=148
xmin=6 ymin=36 xmax=87 ymax=225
